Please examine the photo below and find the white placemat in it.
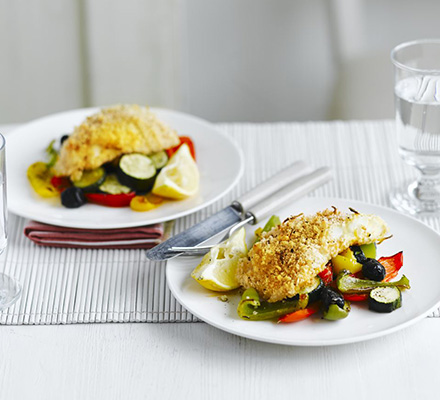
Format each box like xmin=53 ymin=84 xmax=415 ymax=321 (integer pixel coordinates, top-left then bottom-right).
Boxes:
xmin=1 ymin=120 xmax=438 ymax=324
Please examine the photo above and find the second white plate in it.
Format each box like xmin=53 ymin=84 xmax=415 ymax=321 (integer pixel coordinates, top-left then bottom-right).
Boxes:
xmin=6 ymin=107 xmax=244 ymax=229
xmin=167 ymin=197 xmax=440 ymax=346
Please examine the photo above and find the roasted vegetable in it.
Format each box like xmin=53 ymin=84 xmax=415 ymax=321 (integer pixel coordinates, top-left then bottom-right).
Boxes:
xmin=380 ymin=252 xmax=404 ymax=282
xmin=50 ymin=176 xmax=71 ymax=193
xmin=318 ymin=263 xmax=333 ymax=285
xmin=298 ymin=276 xmax=323 ymax=303
xmin=323 ymin=301 xmax=351 ymax=320
xmin=149 ymin=150 xmax=169 ymax=170
xmin=254 ymin=215 xmax=281 ymax=243
xmin=166 ymin=136 xmax=196 ymax=160
xmin=85 ymin=192 xmax=136 ymax=207
xmin=60 ymin=134 xmax=69 ymax=145
xmin=368 ymin=286 xmax=402 ymax=313
xmin=362 ymin=258 xmax=386 ymax=281
xmin=237 ymin=288 xmax=308 ymax=321
xmin=320 ymin=286 xmax=345 ymax=309
xmin=72 ymin=167 xmax=106 ymax=192
xmin=99 ymin=174 xmax=132 ymax=195
xmin=27 ymin=162 xmax=58 ymax=198
xmin=278 ymin=304 xmax=319 ymax=323
xmin=318 ymin=286 xmax=351 ymax=320
xmin=118 ymin=153 xmax=157 ymax=192
xmin=45 ymin=139 xmax=58 ymax=168
xmin=61 ymin=187 xmax=86 ymax=208
xmin=130 ymin=193 xmax=164 ymax=212
xmin=336 ymin=270 xmax=410 ymax=294
xmin=331 ymin=243 xmax=377 ymax=275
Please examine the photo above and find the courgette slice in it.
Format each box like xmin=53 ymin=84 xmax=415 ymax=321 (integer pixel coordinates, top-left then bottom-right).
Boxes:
xmin=99 ymin=174 xmax=132 ymax=195
xmin=149 ymin=151 xmax=169 ymax=170
xmin=72 ymin=167 xmax=106 ymax=192
xmin=368 ymin=287 xmax=402 ymax=313
xmin=298 ymin=276 xmax=323 ymax=304
xmin=118 ymin=153 xmax=157 ymax=192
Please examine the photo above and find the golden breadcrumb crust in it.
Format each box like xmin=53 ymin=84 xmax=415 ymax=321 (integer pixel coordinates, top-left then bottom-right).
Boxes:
xmin=54 ymin=104 xmax=180 ymax=180
xmin=237 ymin=208 xmax=388 ymax=302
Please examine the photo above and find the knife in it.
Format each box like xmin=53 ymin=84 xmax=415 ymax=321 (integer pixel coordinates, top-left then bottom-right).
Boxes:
xmin=170 ymin=166 xmax=332 ymax=256
xmin=145 ymin=161 xmax=312 ymax=261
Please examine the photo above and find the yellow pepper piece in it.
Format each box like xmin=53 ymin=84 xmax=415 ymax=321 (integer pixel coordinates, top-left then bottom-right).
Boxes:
xmin=27 ymin=162 xmax=58 ymax=198
xmin=130 ymin=193 xmax=164 ymax=212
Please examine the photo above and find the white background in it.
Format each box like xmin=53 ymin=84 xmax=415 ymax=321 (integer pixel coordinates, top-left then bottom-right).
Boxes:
xmin=2 ymin=0 xmax=440 ymax=123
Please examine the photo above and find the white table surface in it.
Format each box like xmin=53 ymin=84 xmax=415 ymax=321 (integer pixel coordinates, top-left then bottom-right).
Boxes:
xmin=1 ymin=123 xmax=438 ymax=400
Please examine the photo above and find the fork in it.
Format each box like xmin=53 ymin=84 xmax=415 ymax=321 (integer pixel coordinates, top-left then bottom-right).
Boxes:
xmin=169 ymin=166 xmax=332 ymax=256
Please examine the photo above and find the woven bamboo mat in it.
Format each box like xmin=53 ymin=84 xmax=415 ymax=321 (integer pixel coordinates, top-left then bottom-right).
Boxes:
xmin=1 ymin=120 xmax=438 ymax=324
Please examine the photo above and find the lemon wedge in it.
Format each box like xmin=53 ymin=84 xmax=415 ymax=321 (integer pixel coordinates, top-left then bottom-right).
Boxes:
xmin=152 ymin=144 xmax=199 ymax=199
xmin=191 ymin=228 xmax=248 ymax=291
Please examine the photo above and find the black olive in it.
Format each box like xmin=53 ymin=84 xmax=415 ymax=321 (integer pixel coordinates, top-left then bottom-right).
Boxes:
xmin=362 ymin=258 xmax=386 ymax=281
xmin=351 ymin=245 xmax=367 ymax=263
xmin=60 ymin=134 xmax=69 ymax=145
xmin=320 ymin=286 xmax=345 ymax=310
xmin=61 ymin=187 xmax=86 ymax=208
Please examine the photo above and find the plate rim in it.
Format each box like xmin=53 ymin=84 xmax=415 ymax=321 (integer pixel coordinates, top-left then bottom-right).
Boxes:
xmin=6 ymin=106 xmax=245 ymax=229
xmin=166 ymin=197 xmax=440 ymax=346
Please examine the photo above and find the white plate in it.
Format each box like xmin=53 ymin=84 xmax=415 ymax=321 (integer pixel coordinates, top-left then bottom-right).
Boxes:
xmin=6 ymin=107 xmax=243 ymax=229
xmin=167 ymin=197 xmax=440 ymax=346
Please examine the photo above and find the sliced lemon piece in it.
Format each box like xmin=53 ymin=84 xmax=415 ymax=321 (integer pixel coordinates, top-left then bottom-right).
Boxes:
xmin=191 ymin=228 xmax=248 ymax=291
xmin=152 ymin=144 xmax=199 ymax=200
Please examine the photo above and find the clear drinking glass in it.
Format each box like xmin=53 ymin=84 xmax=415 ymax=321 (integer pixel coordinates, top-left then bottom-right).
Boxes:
xmin=0 ymin=133 xmax=21 ymax=310
xmin=390 ymin=39 xmax=440 ymax=216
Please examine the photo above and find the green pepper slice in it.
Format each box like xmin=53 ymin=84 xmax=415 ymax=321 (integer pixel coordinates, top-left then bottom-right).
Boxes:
xmin=237 ymin=288 xmax=309 ymax=320
xmin=336 ymin=270 xmax=410 ymax=294
xmin=323 ymin=301 xmax=351 ymax=320
xmin=254 ymin=215 xmax=281 ymax=243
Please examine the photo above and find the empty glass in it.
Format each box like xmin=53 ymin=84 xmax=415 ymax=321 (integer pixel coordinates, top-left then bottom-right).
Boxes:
xmin=390 ymin=39 xmax=440 ymax=216
xmin=0 ymin=133 xmax=21 ymax=310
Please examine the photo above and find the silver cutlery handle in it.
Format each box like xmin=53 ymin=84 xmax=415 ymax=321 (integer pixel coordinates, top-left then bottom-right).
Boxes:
xmin=234 ymin=160 xmax=312 ymax=212
xmin=246 ymin=167 xmax=332 ymax=224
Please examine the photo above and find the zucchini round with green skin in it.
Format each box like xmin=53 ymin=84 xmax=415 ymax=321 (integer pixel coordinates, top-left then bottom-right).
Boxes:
xmin=298 ymin=276 xmax=323 ymax=304
xmin=149 ymin=151 xmax=169 ymax=170
xmin=368 ymin=287 xmax=402 ymax=313
xmin=118 ymin=153 xmax=157 ymax=192
xmin=99 ymin=174 xmax=132 ymax=195
xmin=72 ymin=167 xmax=106 ymax=192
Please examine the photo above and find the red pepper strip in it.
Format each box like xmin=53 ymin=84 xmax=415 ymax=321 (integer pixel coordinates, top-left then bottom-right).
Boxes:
xmin=166 ymin=136 xmax=196 ymax=160
xmin=278 ymin=304 xmax=320 ymax=323
xmin=379 ymin=251 xmax=404 ymax=282
xmin=85 ymin=192 xmax=136 ymax=208
xmin=343 ymin=293 xmax=368 ymax=302
xmin=50 ymin=176 xmax=71 ymax=193
xmin=318 ymin=262 xmax=333 ymax=285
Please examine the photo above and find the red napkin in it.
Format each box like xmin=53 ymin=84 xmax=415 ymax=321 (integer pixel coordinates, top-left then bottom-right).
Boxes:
xmin=24 ymin=221 xmax=165 ymax=250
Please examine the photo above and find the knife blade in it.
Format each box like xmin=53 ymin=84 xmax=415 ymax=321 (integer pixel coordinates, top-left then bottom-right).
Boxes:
xmin=145 ymin=161 xmax=311 ymax=260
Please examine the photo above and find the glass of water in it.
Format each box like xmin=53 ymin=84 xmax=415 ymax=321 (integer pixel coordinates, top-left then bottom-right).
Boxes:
xmin=0 ymin=133 xmax=21 ymax=311
xmin=390 ymin=39 xmax=440 ymax=216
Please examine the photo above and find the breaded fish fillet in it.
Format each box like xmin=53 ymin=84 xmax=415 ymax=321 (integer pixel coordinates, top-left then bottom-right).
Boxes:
xmin=54 ymin=104 xmax=180 ymax=180
xmin=237 ymin=208 xmax=389 ymax=302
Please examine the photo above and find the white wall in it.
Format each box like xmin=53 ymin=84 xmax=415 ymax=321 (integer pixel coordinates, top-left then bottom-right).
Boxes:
xmin=1 ymin=0 xmax=440 ymax=123
xmin=182 ymin=0 xmax=336 ymax=122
